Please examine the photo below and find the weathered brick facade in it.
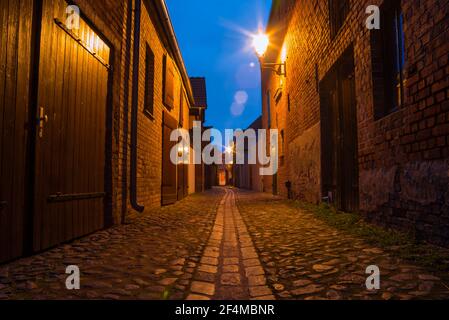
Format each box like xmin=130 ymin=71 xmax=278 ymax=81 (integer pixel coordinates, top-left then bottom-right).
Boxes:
xmin=234 ymin=116 xmax=264 ymax=192
xmin=75 ymin=0 xmax=195 ymax=223
xmin=262 ymin=0 xmax=449 ymax=245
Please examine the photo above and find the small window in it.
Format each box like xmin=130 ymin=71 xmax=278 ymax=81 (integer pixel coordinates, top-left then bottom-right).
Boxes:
xmin=144 ymin=44 xmax=155 ymax=118
xmin=163 ymin=54 xmax=175 ymax=109
xmin=371 ymin=0 xmax=405 ymax=119
xmin=328 ymin=0 xmax=350 ymax=38
xmin=179 ymin=89 xmax=185 ymax=127
xmin=280 ymin=130 xmax=285 ymax=166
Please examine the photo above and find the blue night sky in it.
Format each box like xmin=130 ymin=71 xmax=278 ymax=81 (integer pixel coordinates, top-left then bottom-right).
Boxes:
xmin=166 ymin=0 xmax=272 ymax=134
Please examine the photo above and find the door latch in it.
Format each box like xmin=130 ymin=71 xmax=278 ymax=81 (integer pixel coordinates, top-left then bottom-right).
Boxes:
xmin=38 ymin=107 xmax=49 ymax=138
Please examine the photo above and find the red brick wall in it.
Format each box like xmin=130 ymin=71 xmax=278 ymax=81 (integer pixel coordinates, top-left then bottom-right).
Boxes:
xmin=263 ymin=0 xmax=449 ymax=245
xmin=134 ymin=1 xmax=191 ymax=213
xmin=75 ymin=0 xmax=192 ymax=223
xmin=74 ymin=0 xmax=128 ymax=225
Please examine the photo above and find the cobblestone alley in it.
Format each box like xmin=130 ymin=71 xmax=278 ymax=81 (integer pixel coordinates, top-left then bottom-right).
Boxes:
xmin=1 ymin=188 xmax=449 ymax=300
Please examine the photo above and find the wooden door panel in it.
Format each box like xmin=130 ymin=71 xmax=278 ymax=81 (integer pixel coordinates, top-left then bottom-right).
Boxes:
xmin=0 ymin=0 xmax=34 ymax=263
xmin=341 ymin=73 xmax=359 ymax=212
xmin=162 ymin=112 xmax=177 ymax=206
xmin=34 ymin=0 xmax=109 ymax=251
xmin=320 ymin=48 xmax=358 ymax=212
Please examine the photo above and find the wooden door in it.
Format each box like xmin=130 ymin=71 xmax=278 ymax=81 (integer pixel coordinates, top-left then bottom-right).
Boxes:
xmin=195 ymin=163 xmax=203 ymax=193
xmin=320 ymin=48 xmax=359 ymax=212
xmin=272 ymin=173 xmax=278 ymax=196
xmin=0 ymin=0 xmax=33 ymax=262
xmin=177 ymin=160 xmax=187 ymax=201
xmin=33 ymin=0 xmax=110 ymax=251
xmin=162 ymin=112 xmax=178 ymax=205
xmin=340 ymin=68 xmax=359 ymax=212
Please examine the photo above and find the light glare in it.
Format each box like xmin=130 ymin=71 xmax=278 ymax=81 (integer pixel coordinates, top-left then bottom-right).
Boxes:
xmin=252 ymin=33 xmax=269 ymax=57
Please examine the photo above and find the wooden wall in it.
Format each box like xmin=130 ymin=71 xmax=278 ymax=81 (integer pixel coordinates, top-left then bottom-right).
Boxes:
xmin=0 ymin=0 xmax=34 ymax=263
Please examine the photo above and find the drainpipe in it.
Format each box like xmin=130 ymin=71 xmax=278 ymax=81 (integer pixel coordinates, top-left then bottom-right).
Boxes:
xmin=130 ymin=0 xmax=144 ymax=213
xmin=120 ymin=0 xmax=132 ymax=224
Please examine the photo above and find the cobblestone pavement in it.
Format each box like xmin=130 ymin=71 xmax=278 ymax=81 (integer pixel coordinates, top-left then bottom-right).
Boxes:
xmin=236 ymin=189 xmax=449 ymax=300
xmin=187 ymin=188 xmax=274 ymax=300
xmin=2 ymin=187 xmax=449 ymax=300
xmin=0 ymin=189 xmax=224 ymax=300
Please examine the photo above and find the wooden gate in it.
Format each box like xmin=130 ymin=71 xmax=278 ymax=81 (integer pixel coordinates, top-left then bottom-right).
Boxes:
xmin=162 ymin=112 xmax=178 ymax=206
xmin=177 ymin=162 xmax=187 ymax=201
xmin=33 ymin=0 xmax=110 ymax=251
xmin=0 ymin=0 xmax=34 ymax=262
xmin=320 ymin=47 xmax=359 ymax=212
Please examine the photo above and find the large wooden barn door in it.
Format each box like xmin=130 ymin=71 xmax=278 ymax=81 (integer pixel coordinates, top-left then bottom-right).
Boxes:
xmin=33 ymin=0 xmax=110 ymax=251
xmin=162 ymin=112 xmax=178 ymax=206
xmin=0 ymin=0 xmax=33 ymax=263
xmin=320 ymin=48 xmax=359 ymax=213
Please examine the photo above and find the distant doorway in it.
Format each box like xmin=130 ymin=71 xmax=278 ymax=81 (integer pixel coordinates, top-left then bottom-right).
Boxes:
xmin=218 ymin=171 xmax=226 ymax=186
xmin=272 ymin=173 xmax=278 ymax=196
xmin=320 ymin=47 xmax=359 ymax=212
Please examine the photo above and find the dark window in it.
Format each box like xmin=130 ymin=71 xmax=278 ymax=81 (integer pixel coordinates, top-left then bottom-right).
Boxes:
xmin=371 ymin=0 xmax=405 ymax=119
xmin=163 ymin=54 xmax=175 ymax=109
xmin=144 ymin=44 xmax=155 ymax=118
xmin=328 ymin=0 xmax=350 ymax=38
xmin=179 ymin=90 xmax=184 ymax=127
xmin=280 ymin=130 xmax=285 ymax=167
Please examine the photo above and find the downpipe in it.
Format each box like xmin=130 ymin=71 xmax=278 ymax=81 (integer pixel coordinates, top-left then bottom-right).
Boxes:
xmin=130 ymin=0 xmax=144 ymax=213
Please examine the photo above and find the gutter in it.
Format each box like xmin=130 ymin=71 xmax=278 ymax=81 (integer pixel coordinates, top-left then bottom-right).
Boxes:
xmin=130 ymin=0 xmax=145 ymax=213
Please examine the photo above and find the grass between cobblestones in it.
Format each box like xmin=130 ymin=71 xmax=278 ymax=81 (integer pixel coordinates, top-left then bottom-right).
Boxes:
xmin=291 ymin=201 xmax=449 ymax=273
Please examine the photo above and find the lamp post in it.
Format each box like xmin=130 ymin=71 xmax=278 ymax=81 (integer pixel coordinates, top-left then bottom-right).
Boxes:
xmin=252 ymin=32 xmax=287 ymax=77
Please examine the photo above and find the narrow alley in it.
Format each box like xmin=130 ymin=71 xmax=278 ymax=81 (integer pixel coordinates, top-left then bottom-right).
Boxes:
xmin=1 ymin=188 xmax=448 ymax=300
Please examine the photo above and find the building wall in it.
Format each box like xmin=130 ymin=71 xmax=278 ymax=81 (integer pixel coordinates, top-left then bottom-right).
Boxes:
xmin=75 ymin=0 xmax=129 ymax=225
xmin=133 ymin=1 xmax=191 ymax=213
xmin=234 ymin=117 xmax=264 ymax=192
xmin=0 ymin=0 xmax=198 ymax=263
xmin=263 ymin=0 xmax=449 ymax=245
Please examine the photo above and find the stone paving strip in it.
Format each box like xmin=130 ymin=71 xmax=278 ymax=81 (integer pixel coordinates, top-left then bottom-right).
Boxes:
xmin=236 ymin=189 xmax=449 ymax=300
xmin=187 ymin=188 xmax=275 ymax=300
xmin=0 ymin=189 xmax=224 ymax=300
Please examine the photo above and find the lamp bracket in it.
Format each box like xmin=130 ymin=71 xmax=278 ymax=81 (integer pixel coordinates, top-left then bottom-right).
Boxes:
xmin=261 ymin=62 xmax=287 ymax=77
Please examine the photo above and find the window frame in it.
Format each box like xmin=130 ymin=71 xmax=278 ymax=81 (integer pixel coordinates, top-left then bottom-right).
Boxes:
xmin=371 ymin=0 xmax=406 ymax=120
xmin=143 ymin=43 xmax=155 ymax=119
xmin=328 ymin=0 xmax=350 ymax=39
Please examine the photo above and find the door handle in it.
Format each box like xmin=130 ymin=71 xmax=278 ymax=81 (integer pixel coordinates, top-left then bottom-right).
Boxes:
xmin=37 ymin=107 xmax=49 ymax=138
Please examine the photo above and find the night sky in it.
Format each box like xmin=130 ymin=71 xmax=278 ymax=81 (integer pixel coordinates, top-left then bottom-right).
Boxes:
xmin=166 ymin=0 xmax=272 ymax=134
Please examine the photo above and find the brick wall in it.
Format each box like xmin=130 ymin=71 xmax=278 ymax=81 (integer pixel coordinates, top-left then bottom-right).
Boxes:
xmin=263 ymin=0 xmax=449 ymax=245
xmin=74 ymin=0 xmax=127 ymax=225
xmin=131 ymin=0 xmax=192 ymax=217
xmin=75 ymin=0 xmax=193 ymax=223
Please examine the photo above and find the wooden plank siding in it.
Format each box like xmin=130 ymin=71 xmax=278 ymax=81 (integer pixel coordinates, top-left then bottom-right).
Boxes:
xmin=33 ymin=0 xmax=110 ymax=251
xmin=0 ymin=0 xmax=34 ymax=263
xmin=320 ymin=47 xmax=359 ymax=213
xmin=162 ymin=111 xmax=178 ymax=206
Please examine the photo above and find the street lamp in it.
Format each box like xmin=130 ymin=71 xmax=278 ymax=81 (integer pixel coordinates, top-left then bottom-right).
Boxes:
xmin=252 ymin=32 xmax=287 ymax=77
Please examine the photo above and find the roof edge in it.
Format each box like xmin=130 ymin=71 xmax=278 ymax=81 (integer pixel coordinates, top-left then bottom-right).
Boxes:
xmin=154 ymin=0 xmax=195 ymax=107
